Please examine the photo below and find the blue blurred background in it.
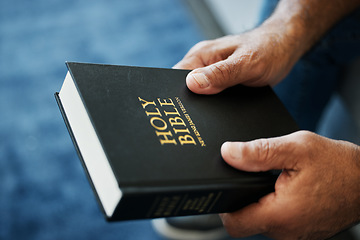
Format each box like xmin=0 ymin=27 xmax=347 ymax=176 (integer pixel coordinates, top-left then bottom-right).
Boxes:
xmin=2 ymin=0 xmax=359 ymax=239
xmin=0 ymin=0 xmax=205 ymax=239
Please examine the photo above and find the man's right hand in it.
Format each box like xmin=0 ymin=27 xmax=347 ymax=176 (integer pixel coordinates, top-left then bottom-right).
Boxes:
xmin=220 ymin=131 xmax=360 ymax=239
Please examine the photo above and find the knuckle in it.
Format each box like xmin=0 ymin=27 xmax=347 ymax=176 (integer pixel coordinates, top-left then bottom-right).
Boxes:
xmin=209 ymin=61 xmax=232 ymax=86
xmin=256 ymin=138 xmax=271 ymax=165
xmin=181 ymin=40 xmax=218 ymax=69
xmin=191 ymin=40 xmax=213 ymax=53
xmin=295 ymin=130 xmax=317 ymax=147
xmin=235 ymin=51 xmax=267 ymax=83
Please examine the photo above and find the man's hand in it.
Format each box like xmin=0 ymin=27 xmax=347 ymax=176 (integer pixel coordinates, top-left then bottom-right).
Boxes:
xmin=175 ymin=0 xmax=360 ymax=95
xmin=220 ymin=131 xmax=360 ymax=240
xmin=175 ymin=1 xmax=360 ymax=238
xmin=174 ymin=26 xmax=300 ymax=94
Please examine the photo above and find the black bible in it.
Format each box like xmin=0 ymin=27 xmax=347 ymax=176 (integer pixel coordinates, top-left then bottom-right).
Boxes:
xmin=55 ymin=62 xmax=298 ymax=221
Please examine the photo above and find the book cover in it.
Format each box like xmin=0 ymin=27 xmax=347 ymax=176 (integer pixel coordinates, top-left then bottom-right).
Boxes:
xmin=55 ymin=62 xmax=298 ymax=221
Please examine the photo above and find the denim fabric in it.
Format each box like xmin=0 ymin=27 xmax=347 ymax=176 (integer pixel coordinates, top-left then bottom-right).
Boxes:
xmin=260 ymin=1 xmax=360 ymax=131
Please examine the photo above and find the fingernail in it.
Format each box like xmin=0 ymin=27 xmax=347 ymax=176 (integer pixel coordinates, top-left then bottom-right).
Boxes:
xmin=221 ymin=142 xmax=230 ymax=152
xmin=222 ymin=142 xmax=243 ymax=160
xmin=188 ymin=72 xmax=210 ymax=88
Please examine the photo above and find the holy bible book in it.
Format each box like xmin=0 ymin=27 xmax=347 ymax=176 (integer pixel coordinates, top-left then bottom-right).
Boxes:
xmin=55 ymin=62 xmax=298 ymax=221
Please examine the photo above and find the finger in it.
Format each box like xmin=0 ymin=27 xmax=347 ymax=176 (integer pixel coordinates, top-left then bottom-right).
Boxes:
xmin=220 ymin=192 xmax=280 ymax=238
xmin=185 ymin=58 xmax=241 ymax=95
xmin=173 ymin=55 xmax=205 ymax=70
xmin=221 ymin=131 xmax=305 ymax=172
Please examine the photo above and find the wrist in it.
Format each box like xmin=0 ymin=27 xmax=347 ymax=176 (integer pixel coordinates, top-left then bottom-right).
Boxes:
xmin=258 ymin=16 xmax=308 ymax=64
xmin=260 ymin=0 xmax=360 ymax=61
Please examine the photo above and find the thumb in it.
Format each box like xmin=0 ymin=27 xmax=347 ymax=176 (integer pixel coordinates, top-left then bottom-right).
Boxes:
xmin=186 ymin=59 xmax=239 ymax=95
xmin=221 ymin=132 xmax=303 ymax=172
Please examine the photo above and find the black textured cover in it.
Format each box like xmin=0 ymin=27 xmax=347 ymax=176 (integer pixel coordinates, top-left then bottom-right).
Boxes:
xmin=56 ymin=62 xmax=298 ymax=221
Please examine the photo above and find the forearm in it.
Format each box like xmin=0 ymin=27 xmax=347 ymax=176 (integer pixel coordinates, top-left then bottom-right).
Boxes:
xmin=261 ymin=0 xmax=360 ymax=60
xmin=176 ymin=0 xmax=360 ymax=93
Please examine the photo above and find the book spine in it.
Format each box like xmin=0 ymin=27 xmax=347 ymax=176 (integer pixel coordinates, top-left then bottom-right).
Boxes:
xmin=110 ymin=182 xmax=275 ymax=221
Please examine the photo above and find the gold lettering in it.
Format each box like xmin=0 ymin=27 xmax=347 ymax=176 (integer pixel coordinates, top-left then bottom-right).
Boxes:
xmin=150 ymin=117 xmax=167 ymax=131
xmin=191 ymin=125 xmax=200 ymax=136
xmin=156 ymin=131 xmax=177 ymax=145
xmin=145 ymin=107 xmax=162 ymax=116
xmin=164 ymin=196 xmax=180 ymax=216
xmin=164 ymin=107 xmax=180 ymax=116
xmin=154 ymin=197 xmax=169 ymax=217
xmin=138 ymin=97 xmax=156 ymax=109
xmin=139 ymin=96 xmax=205 ymax=147
xmin=169 ymin=117 xmax=186 ymax=127
xmin=173 ymin=128 xmax=190 ymax=134
xmin=175 ymin=97 xmax=187 ymax=114
xmin=158 ymin=98 xmax=175 ymax=106
xmin=178 ymin=135 xmax=196 ymax=145
xmin=184 ymin=113 xmax=195 ymax=126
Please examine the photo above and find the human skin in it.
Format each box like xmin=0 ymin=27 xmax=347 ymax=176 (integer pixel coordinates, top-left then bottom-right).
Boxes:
xmin=175 ymin=0 xmax=360 ymax=94
xmin=175 ymin=0 xmax=360 ymax=238
xmin=220 ymin=131 xmax=360 ymax=239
